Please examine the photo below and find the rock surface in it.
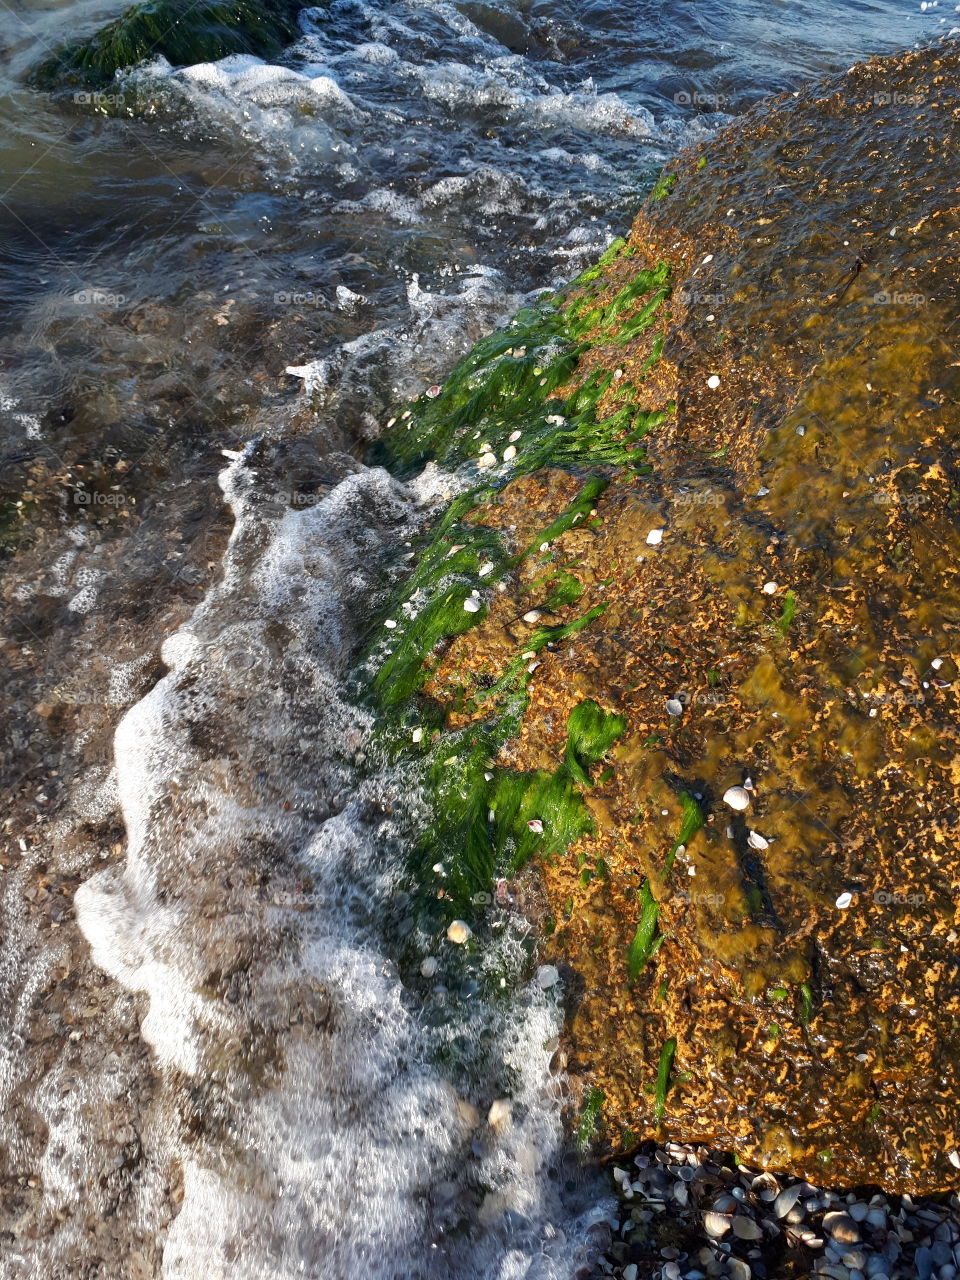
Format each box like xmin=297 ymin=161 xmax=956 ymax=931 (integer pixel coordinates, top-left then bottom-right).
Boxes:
xmin=380 ymin=41 xmax=960 ymax=1192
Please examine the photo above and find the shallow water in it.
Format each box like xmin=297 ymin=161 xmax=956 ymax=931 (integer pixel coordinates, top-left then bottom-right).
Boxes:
xmin=0 ymin=0 xmax=951 ymax=1276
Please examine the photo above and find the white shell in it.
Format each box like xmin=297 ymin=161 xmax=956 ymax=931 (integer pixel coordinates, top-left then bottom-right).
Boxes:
xmin=463 ymin=598 xmax=481 ymax=613
xmin=666 ymin=698 xmax=684 ymax=716
xmin=477 ymin=452 xmax=497 ymax=468
xmin=707 ymin=374 xmax=721 ymax=389
xmin=502 ymin=445 xmax=517 ymax=462
xmin=478 ymin=562 xmax=495 ymax=577
xmin=646 ymin=527 xmax=664 ymax=546
xmin=762 ymin=581 xmax=778 ymax=594
xmin=523 ymin=610 xmax=541 ymax=623
xmin=835 ymin=891 xmax=853 ymax=910
xmin=420 ymin=956 xmax=438 ymax=978
xmin=447 ymin=920 xmax=472 ymax=944
xmin=723 ymin=786 xmax=751 ymax=811
xmin=703 ymin=1211 xmax=731 ymax=1238
xmin=509 ymin=430 xmax=522 ymax=442
xmin=747 ymin=830 xmax=769 ymax=850
xmin=536 ymin=964 xmax=560 ymax=989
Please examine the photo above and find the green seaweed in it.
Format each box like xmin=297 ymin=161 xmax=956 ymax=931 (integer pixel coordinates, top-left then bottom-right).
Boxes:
xmin=577 ymin=1086 xmax=606 ymax=1152
xmin=627 ymin=879 xmax=662 ymax=980
xmin=651 ymin=172 xmax=678 ymax=200
xmin=564 ymin=699 xmax=627 ymax=788
xmin=665 ymin=793 xmax=704 ymax=871
xmin=31 ymin=0 xmax=305 ymax=89
xmin=653 ymin=1037 xmax=677 ymax=1125
xmin=777 ymin=588 xmax=798 ymax=636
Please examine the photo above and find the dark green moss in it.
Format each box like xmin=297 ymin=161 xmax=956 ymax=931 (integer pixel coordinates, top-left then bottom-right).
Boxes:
xmin=30 ymin=0 xmax=305 ymax=89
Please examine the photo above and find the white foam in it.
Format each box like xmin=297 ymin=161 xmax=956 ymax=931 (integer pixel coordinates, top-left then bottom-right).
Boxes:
xmin=71 ymin=452 xmax=604 ymax=1276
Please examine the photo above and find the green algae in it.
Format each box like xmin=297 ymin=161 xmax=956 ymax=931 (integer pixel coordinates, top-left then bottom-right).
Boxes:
xmin=404 ymin=693 xmax=626 ymax=917
xmin=577 ymin=1085 xmax=606 ymax=1152
xmin=565 ymin=700 xmax=628 ymax=788
xmin=30 ymin=0 xmax=305 ymax=89
xmin=628 ymin=794 xmax=704 ymax=979
xmin=653 ymin=1037 xmax=678 ymax=1126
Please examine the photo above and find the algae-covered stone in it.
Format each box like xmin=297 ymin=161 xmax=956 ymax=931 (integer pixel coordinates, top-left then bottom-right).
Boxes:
xmin=372 ymin=42 xmax=960 ymax=1193
xmin=30 ymin=0 xmax=306 ymax=90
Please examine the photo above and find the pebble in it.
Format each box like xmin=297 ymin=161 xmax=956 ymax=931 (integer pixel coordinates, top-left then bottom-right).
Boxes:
xmin=503 ymin=445 xmax=517 ymax=462
xmin=523 ymin=610 xmax=542 ymax=623
xmin=835 ymin=891 xmax=853 ymax=909
xmin=646 ymin=528 xmax=664 ymax=546
xmin=447 ymin=920 xmax=472 ymax=944
xmin=728 ymin=1261 xmax=750 ymax=1280
xmin=536 ymin=964 xmax=559 ymax=989
xmin=463 ymin=598 xmax=482 ymax=613
xmin=477 ymin=451 xmax=498 ymax=468
xmin=420 ymin=956 xmax=438 ymax=977
xmin=707 ymin=374 xmax=721 ymax=389
xmin=666 ymin=698 xmax=684 ymax=716
xmin=487 ymin=1099 xmax=511 ymax=1128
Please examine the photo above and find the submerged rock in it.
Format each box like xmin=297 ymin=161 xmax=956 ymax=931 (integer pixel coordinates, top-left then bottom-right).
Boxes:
xmin=29 ymin=0 xmax=306 ymax=90
xmin=374 ymin=40 xmax=960 ymax=1193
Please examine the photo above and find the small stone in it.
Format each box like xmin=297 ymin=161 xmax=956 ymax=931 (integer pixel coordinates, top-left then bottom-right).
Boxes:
xmin=426 ymin=384 xmax=442 ymax=398
xmin=728 ymin=1261 xmax=751 ymax=1280
xmin=503 ymin=445 xmax=517 ymax=462
xmin=707 ymin=374 xmax=721 ymax=389
xmin=865 ymin=1208 xmax=888 ymax=1229
xmin=447 ymin=920 xmax=472 ymax=944
xmin=536 ymin=964 xmax=559 ymax=989
xmin=723 ymin=786 xmax=751 ymax=812
xmin=646 ymin=527 xmax=664 ymax=546
xmin=523 ymin=610 xmax=542 ymax=623
xmin=478 ymin=562 xmax=495 ymax=577
xmin=412 ymin=727 xmax=424 ymax=743
xmin=835 ymin=892 xmax=853 ymax=910
xmin=487 ymin=1098 xmax=511 ymax=1128
xmin=842 ymin=1252 xmax=866 ymax=1270
xmin=848 ymin=1203 xmax=869 ymax=1223
xmin=421 ymin=956 xmax=439 ymax=978
xmin=384 ymin=618 xmax=397 ymax=629
xmin=463 ymin=598 xmax=482 ymax=613
xmin=477 ymin=452 xmax=497 ymax=469
xmin=823 ymin=1211 xmax=860 ymax=1244
xmin=762 ymin=581 xmax=778 ymax=594
xmin=666 ymin=698 xmax=684 ymax=716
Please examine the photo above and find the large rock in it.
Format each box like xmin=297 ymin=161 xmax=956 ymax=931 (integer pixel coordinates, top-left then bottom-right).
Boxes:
xmin=376 ymin=42 xmax=960 ymax=1192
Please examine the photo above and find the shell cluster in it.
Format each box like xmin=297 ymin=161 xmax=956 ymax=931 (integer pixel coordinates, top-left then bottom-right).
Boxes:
xmin=602 ymin=1143 xmax=960 ymax=1280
